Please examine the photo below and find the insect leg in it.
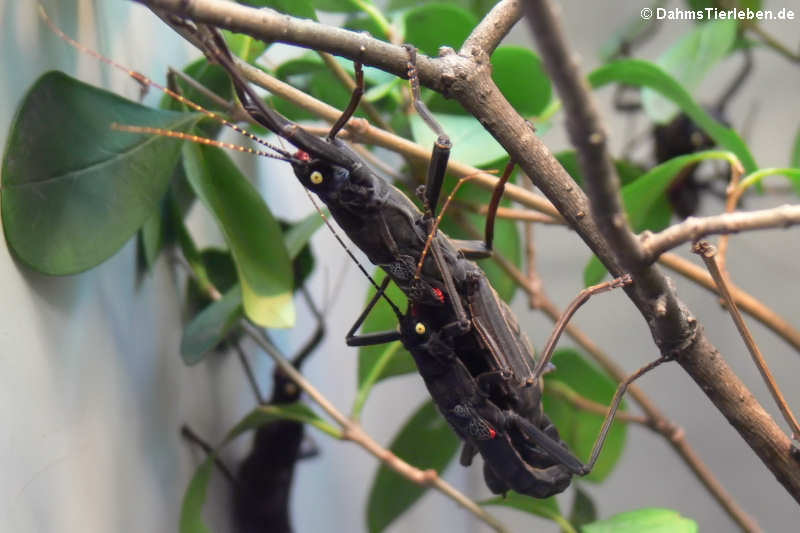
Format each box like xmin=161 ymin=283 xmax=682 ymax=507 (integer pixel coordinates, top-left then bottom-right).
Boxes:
xmin=345 ymin=275 xmax=403 ymax=347
xmin=403 ymin=45 xmax=451 ymax=216
xmin=512 ymin=354 xmax=670 ymax=476
xmin=532 ymin=274 xmax=633 ymax=380
xmin=327 ymin=62 xmax=365 ymax=141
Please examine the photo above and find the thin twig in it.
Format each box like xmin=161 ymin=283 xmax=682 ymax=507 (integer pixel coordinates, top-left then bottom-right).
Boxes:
xmin=640 ymin=204 xmax=800 ymax=262
xmin=461 ymin=0 xmax=523 ymax=56
xmin=544 ymin=376 xmax=649 ymax=426
xmin=693 ymin=241 xmax=800 ymax=442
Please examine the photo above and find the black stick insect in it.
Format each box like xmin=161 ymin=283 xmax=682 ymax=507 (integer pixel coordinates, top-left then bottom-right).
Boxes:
xmin=163 ymin=23 xmax=669 ymax=498
xmin=45 ymin=9 xmax=669 ymax=499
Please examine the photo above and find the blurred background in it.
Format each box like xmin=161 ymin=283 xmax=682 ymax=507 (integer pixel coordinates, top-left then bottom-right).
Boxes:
xmin=2 ymin=1 xmax=799 ymax=531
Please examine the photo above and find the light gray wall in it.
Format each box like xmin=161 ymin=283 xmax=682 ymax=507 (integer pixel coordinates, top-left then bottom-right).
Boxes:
xmin=2 ymin=1 xmax=798 ymax=532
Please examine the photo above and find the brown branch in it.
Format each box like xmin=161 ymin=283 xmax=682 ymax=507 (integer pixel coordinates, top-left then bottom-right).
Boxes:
xmin=544 ymin=380 xmax=649 ymax=426
xmin=641 ymin=205 xmax=800 ymax=262
xmin=144 ymin=0 xmax=800 ymax=516
xmin=525 ymin=0 xmax=641 ymax=269
xmin=693 ymin=242 xmax=800 ymax=441
xmin=460 ymin=0 xmax=523 ymax=56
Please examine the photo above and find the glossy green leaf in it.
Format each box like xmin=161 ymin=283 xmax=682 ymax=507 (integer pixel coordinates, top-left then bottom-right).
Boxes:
xmin=242 ymin=0 xmax=318 ymax=20
xmin=224 ymin=31 xmax=269 ymax=63
xmin=623 ymin=150 xmax=737 ymax=230
xmin=582 ymin=508 xmax=698 ymax=533
xmin=311 ymin=0 xmax=362 ymax=13
xmin=542 ymin=349 xmax=627 ymax=482
xmin=482 ymin=492 xmax=569 ymax=531
xmin=589 ymin=59 xmax=757 ymax=172
xmin=180 ymin=285 xmax=243 ymax=365
xmin=367 ymin=400 xmax=460 ymax=533
xmin=284 ymin=210 xmax=325 ymax=259
xmin=140 ymin=204 xmax=167 ymax=270
xmin=403 ymin=4 xmax=477 ymax=57
xmin=184 ymin=247 xmax=240 ymax=322
xmin=181 ymin=143 xmax=295 ymax=327
xmin=1 ymin=71 xmax=197 ymax=274
xmin=389 ymin=0 xmax=496 ymax=20
xmin=229 ymin=403 xmax=340 ymax=439
xmin=570 ymin=485 xmax=598 ymax=529
xmin=179 ymin=458 xmax=214 ymax=533
xmin=491 ymin=46 xmax=552 ymax=116
xmin=643 ymin=19 xmax=737 ymax=123
xmin=410 ymin=113 xmax=506 ymax=168
xmin=582 ymin=150 xmax=738 ymax=285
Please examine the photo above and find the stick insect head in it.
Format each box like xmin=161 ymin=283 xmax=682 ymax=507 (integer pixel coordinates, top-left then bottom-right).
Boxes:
xmin=290 ymin=149 xmax=351 ymax=199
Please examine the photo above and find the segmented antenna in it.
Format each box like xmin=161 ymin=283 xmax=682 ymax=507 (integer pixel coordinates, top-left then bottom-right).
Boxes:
xmin=37 ymin=4 xmax=293 ymax=160
xmin=111 ymin=124 xmax=291 ymax=162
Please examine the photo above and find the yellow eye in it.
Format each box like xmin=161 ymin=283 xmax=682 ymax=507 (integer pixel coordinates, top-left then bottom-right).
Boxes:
xmin=414 ymin=322 xmax=426 ymax=335
xmin=310 ymin=170 xmax=324 ymax=185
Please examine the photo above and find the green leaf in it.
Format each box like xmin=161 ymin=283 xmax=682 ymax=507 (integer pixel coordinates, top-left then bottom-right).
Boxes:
xmin=482 ymin=492 xmax=572 ymax=532
xmin=140 ymin=205 xmax=166 ymax=270
xmin=1 ymin=72 xmax=197 ymax=275
xmin=582 ymin=150 xmax=739 ymax=285
xmin=642 ymin=19 xmax=737 ymax=123
xmin=181 ymin=143 xmax=295 ymax=328
xmin=229 ymin=403 xmax=341 ymax=439
xmin=542 ymin=349 xmax=627 ymax=482
xmin=179 ymin=459 xmax=214 ymax=533
xmin=311 ymin=0 xmax=361 ymax=13
xmin=569 ymin=485 xmax=598 ymax=529
xmin=583 ymin=256 xmax=608 ymax=287
xmin=582 ymin=508 xmax=698 ymax=533
xmin=242 ymin=0 xmax=318 ymax=20
xmin=403 ymin=4 xmax=477 ymax=57
xmin=410 ymin=113 xmax=506 ymax=168
xmin=589 ymin=59 xmax=757 ymax=172
xmin=623 ymin=150 xmax=737 ymax=231
xmin=491 ymin=46 xmax=552 ymax=116
xmin=284 ymin=210 xmax=325 ymax=260
xmin=224 ymin=31 xmax=269 ymax=63
xmin=180 ymin=285 xmax=244 ymax=365
xmin=367 ymin=400 xmax=460 ymax=533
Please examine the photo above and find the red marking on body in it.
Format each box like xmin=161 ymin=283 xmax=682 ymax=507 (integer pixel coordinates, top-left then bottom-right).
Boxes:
xmin=295 ymin=149 xmax=311 ymax=161
xmin=432 ymin=288 xmax=445 ymax=303
xmin=489 ymin=428 xmax=497 ymax=439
